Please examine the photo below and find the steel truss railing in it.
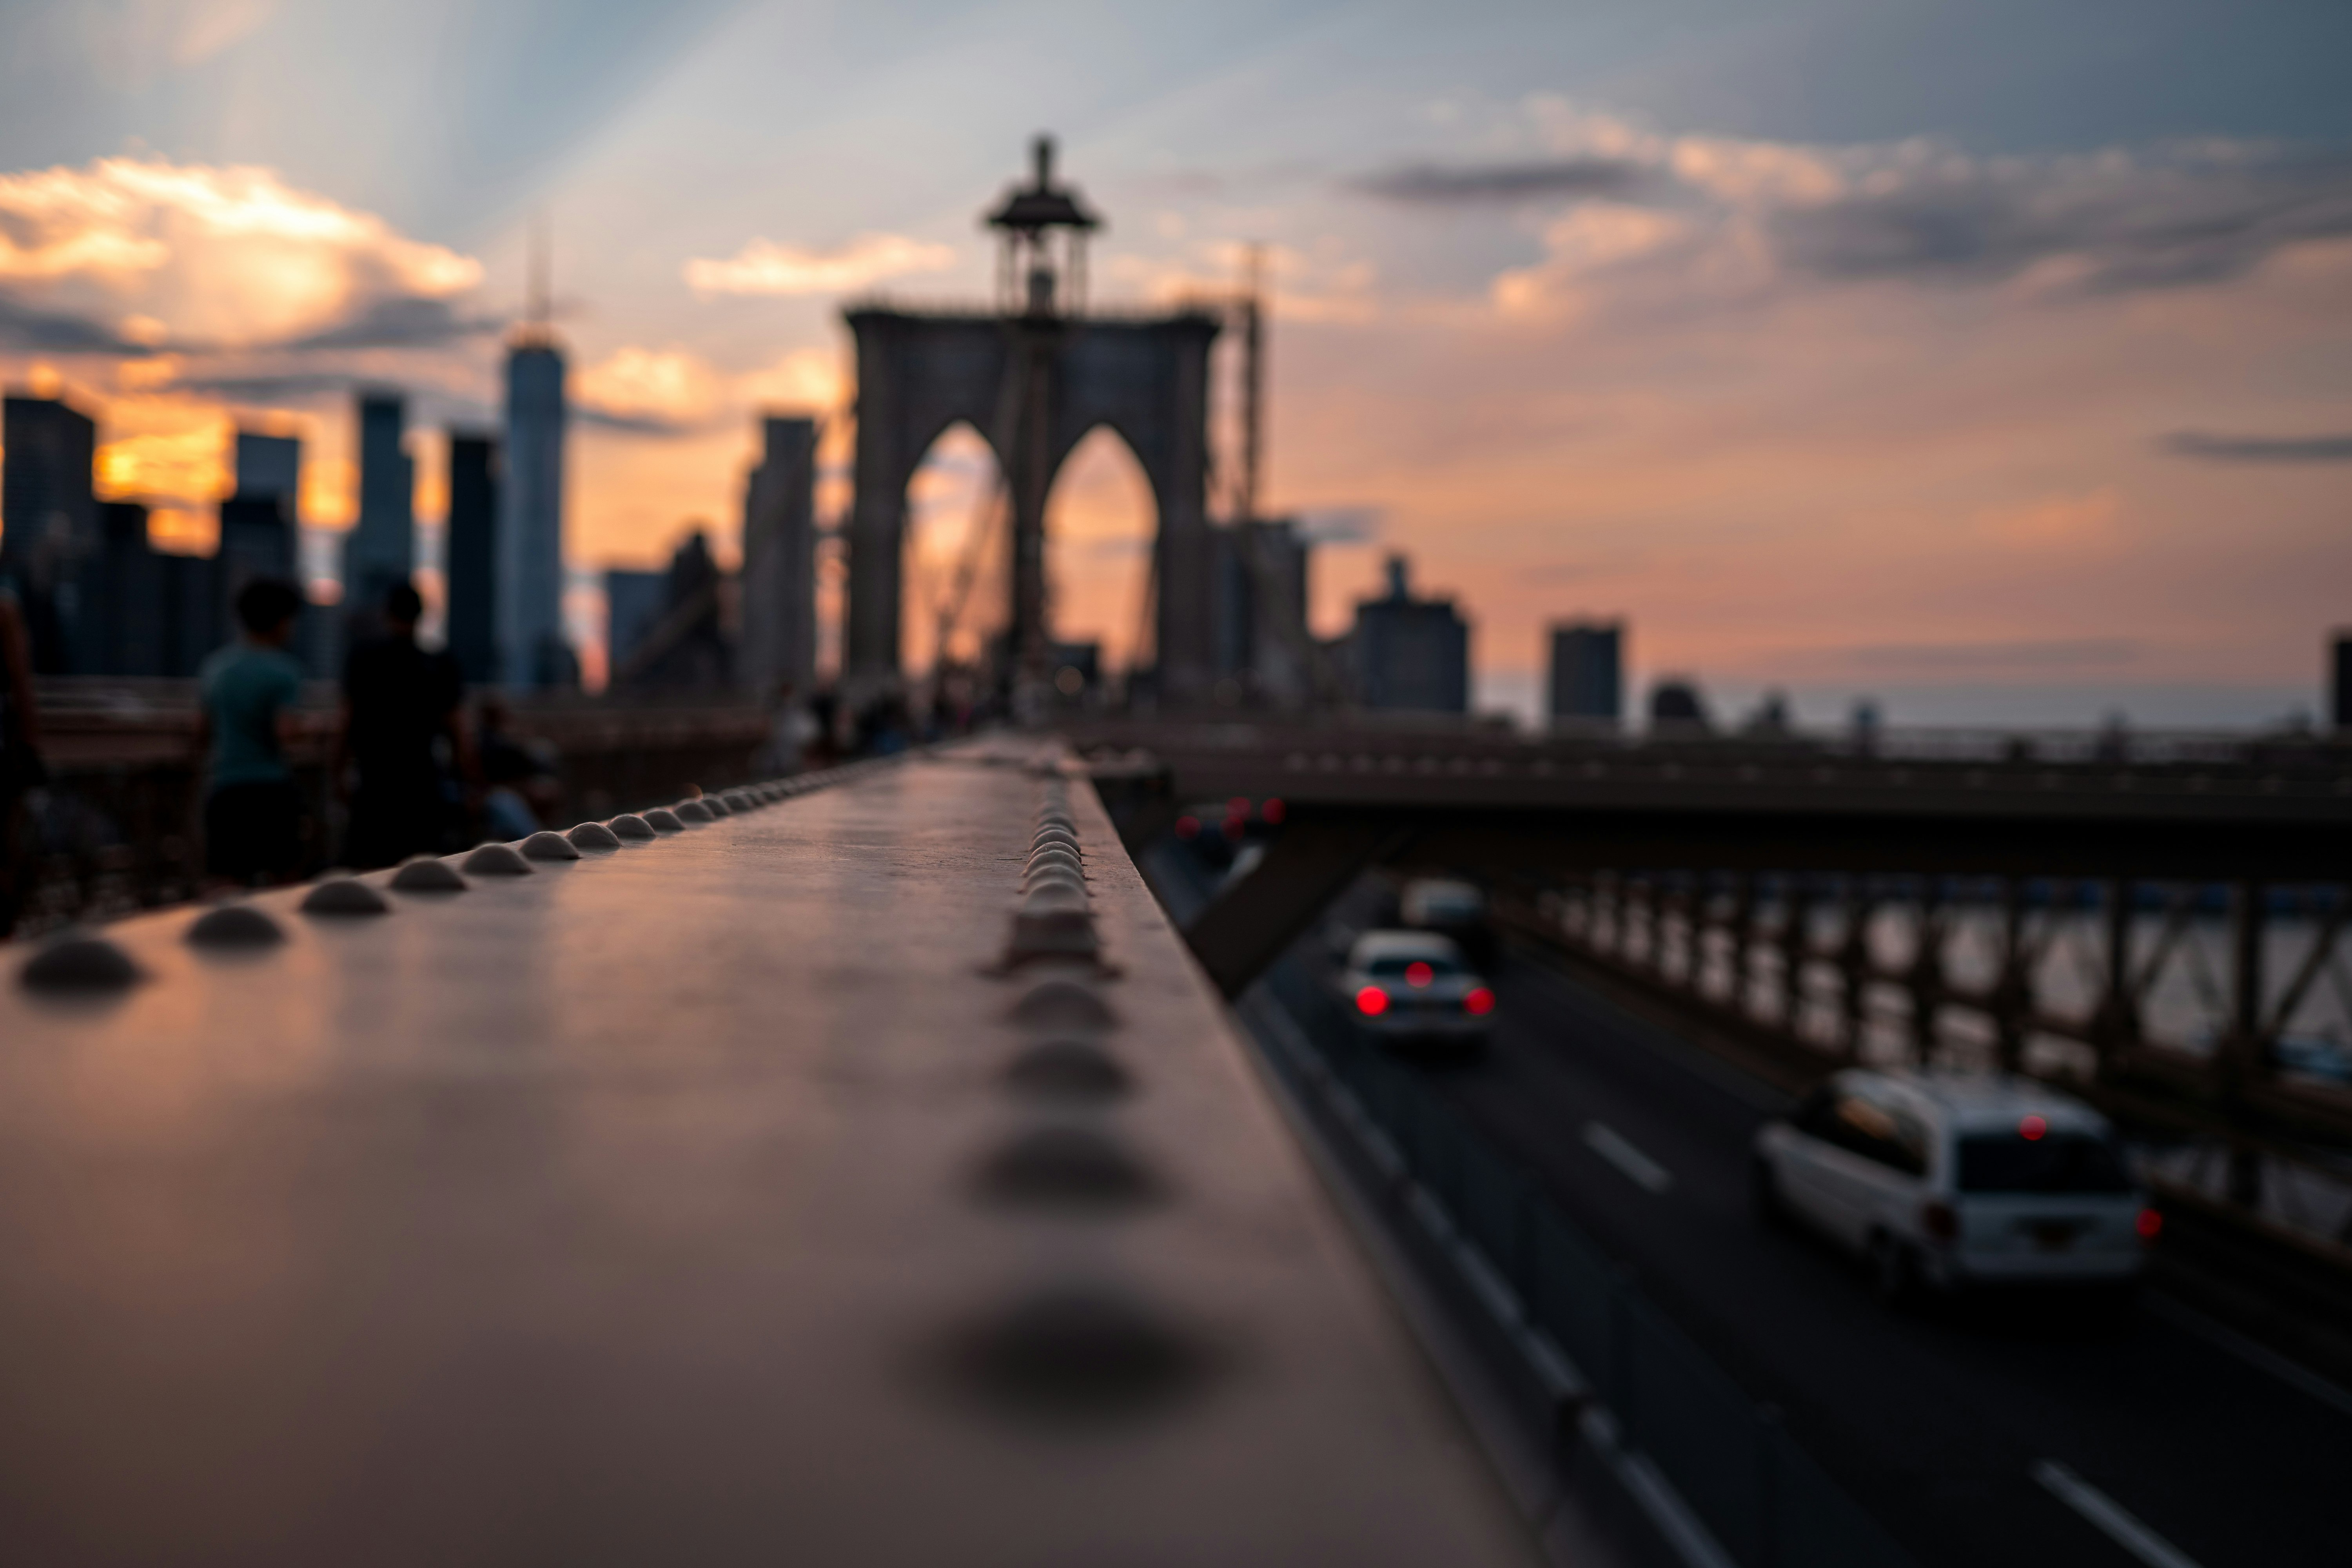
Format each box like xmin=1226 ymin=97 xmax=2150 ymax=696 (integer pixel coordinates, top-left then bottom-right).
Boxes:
xmin=1519 ymin=873 xmax=2352 ymax=1250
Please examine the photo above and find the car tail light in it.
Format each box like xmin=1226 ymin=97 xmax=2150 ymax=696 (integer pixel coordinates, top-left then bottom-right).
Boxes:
xmin=1263 ymin=797 xmax=1285 ymax=825
xmin=1356 ymin=986 xmax=1390 ymax=1017
xmin=1464 ymin=987 xmax=1495 ymax=1016
xmin=2136 ymin=1207 xmax=2163 ymax=1243
xmin=1174 ymin=815 xmax=1200 ymax=839
xmin=2018 ymin=1114 xmax=2047 ymax=1141
xmin=1405 ymin=961 xmax=1434 ymax=987
xmin=1921 ymin=1200 xmax=1958 ymax=1243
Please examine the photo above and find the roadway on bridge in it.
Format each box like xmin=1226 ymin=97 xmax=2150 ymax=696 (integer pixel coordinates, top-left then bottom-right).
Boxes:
xmin=1352 ymin=942 xmax=2351 ymax=1568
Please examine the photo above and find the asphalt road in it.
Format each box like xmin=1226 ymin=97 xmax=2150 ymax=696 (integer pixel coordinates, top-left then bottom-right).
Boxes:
xmin=1368 ymin=943 xmax=2351 ymax=1568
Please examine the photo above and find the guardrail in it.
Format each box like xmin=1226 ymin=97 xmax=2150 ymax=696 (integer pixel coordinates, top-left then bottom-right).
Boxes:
xmin=1252 ymin=956 xmax=1916 ymax=1568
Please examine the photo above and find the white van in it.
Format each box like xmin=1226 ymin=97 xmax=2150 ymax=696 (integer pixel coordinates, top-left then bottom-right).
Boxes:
xmin=1752 ymin=1069 xmax=2156 ymax=1306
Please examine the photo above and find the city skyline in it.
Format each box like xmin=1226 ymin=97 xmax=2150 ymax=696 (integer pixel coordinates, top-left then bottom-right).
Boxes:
xmin=0 ymin=0 xmax=2346 ymax=724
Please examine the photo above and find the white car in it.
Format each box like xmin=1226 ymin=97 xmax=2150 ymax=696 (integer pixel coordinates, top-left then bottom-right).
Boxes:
xmin=1752 ymin=1069 xmax=2157 ymax=1305
xmin=1339 ymin=931 xmax=1495 ymax=1049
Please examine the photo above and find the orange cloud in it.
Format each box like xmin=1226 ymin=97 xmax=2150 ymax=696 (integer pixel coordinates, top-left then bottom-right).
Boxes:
xmin=684 ymin=234 xmax=954 ymax=297
xmin=0 ymin=156 xmax=479 ymax=349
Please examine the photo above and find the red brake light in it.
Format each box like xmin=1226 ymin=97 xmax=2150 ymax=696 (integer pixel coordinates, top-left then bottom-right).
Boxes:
xmin=1356 ymin=986 xmax=1390 ymax=1017
xmin=1405 ymin=961 xmax=1434 ymax=987
xmin=1174 ymin=815 xmax=1200 ymax=839
xmin=2136 ymin=1207 xmax=2163 ymax=1242
xmin=2019 ymin=1114 xmax=2047 ymax=1141
xmin=1464 ymin=987 xmax=1495 ymax=1016
xmin=1263 ymin=797 xmax=1285 ymax=825
xmin=1227 ymin=797 xmax=1250 ymax=819
xmin=1922 ymin=1200 xmax=1958 ymax=1242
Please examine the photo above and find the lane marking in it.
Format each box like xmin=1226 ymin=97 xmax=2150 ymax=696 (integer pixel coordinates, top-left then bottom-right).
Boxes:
xmin=2033 ymin=1460 xmax=2204 ymax=1568
xmin=2143 ymin=1293 xmax=2352 ymax=1421
xmin=1583 ymin=1122 xmax=1674 ymax=1195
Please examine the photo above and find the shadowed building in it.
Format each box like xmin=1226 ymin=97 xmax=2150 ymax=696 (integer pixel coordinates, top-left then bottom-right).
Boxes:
xmin=234 ymin=432 xmax=300 ymax=506
xmin=739 ymin=415 xmax=817 ymax=699
xmin=1548 ymin=621 xmax=1623 ymax=727
xmin=347 ymin=392 xmax=414 ymax=622
xmin=2 ymin=392 xmax=100 ymax=673
xmin=603 ymin=569 xmax=664 ymax=675
xmin=845 ymin=138 xmax=1218 ymax=705
xmin=499 ymin=330 xmax=570 ymax=687
xmin=609 ymin=531 xmax=731 ymax=690
xmin=1209 ymin=517 xmax=1313 ymax=707
xmin=1347 ymin=554 xmax=1468 ymax=715
xmin=445 ymin=431 xmax=499 ymax=684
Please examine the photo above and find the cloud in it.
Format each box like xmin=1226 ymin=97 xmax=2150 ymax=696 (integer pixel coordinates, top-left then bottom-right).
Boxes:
xmin=2158 ymin=430 xmax=2352 ymax=462
xmin=738 ymin=346 xmax=846 ymax=412
xmin=1975 ymin=486 xmax=2122 ymax=552
xmin=0 ymin=156 xmax=481 ymax=352
xmin=286 ymin=295 xmax=504 ymax=350
xmin=1354 ymin=157 xmax=1651 ymax=204
xmin=1767 ymin=146 xmax=2352 ymax=293
xmin=572 ymin=346 xmax=729 ymax=435
xmin=684 ymin=233 xmax=955 ymax=297
xmin=1293 ymin=505 xmax=1384 ymax=544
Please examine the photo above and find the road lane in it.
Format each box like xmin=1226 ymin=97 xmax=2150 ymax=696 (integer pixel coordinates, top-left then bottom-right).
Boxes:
xmin=1362 ymin=946 xmax=2350 ymax=1568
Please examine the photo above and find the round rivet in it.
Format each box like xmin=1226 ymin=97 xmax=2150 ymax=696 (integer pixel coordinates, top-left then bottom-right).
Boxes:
xmin=936 ymin=1284 xmax=1209 ymax=1423
xmin=390 ymin=856 xmax=467 ymax=893
xmin=674 ymin=800 xmax=714 ymax=824
xmin=18 ymin=932 xmax=142 ymax=994
xmin=1005 ymin=1040 xmax=1132 ymax=1102
xmin=301 ymin=878 xmax=391 ymax=916
xmin=609 ymin=814 xmax=657 ymax=840
xmin=977 ymin=1125 xmax=1160 ymax=1209
xmin=1032 ymin=828 xmax=1080 ymax=853
xmin=462 ymin=842 xmax=534 ymax=876
xmin=722 ymin=791 xmax=754 ymax=812
xmin=187 ymin=904 xmax=286 ymax=947
xmin=520 ymin=830 xmax=582 ymax=861
xmin=566 ymin=821 xmax=622 ymax=851
xmin=1011 ymin=978 xmax=1116 ymax=1030
xmin=643 ymin=808 xmax=685 ymax=833
xmin=702 ymin=797 xmax=732 ymax=817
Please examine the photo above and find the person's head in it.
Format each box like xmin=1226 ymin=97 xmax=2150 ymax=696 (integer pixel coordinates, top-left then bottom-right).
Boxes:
xmin=234 ymin=577 xmax=304 ymax=647
xmin=383 ymin=580 xmax=424 ymax=635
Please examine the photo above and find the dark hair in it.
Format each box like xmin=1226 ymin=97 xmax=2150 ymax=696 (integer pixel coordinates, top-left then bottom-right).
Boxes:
xmin=383 ymin=581 xmax=425 ymax=623
xmin=234 ymin=577 xmax=304 ymax=637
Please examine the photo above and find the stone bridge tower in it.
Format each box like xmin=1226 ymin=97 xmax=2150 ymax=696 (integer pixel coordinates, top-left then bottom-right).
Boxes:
xmin=844 ymin=138 xmax=1219 ymax=705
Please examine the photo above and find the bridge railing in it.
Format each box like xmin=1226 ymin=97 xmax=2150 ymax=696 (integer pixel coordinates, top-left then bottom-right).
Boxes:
xmin=1254 ymin=954 xmax=1916 ymax=1568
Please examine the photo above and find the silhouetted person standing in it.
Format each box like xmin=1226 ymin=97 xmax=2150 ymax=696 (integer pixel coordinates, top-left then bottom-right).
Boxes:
xmin=337 ymin=581 xmax=466 ymax=869
xmin=196 ymin=577 xmax=310 ymax=887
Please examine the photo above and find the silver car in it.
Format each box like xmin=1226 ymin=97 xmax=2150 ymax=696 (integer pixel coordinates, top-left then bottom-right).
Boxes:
xmin=1753 ymin=1069 xmax=2156 ymax=1306
xmin=1338 ymin=931 xmax=1495 ymax=1049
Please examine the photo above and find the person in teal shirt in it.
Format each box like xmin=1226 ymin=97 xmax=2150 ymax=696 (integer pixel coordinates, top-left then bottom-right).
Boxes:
xmin=196 ymin=578 xmax=310 ymax=886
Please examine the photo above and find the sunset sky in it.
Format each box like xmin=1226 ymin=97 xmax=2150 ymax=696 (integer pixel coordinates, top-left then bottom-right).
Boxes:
xmin=0 ymin=0 xmax=2346 ymax=724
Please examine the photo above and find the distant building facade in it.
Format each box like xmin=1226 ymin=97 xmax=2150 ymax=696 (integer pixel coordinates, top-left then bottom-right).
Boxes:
xmin=1347 ymin=554 xmax=1468 ymax=714
xmin=445 ymin=432 xmax=500 ymax=684
xmin=1 ymin=393 xmax=101 ymax=672
xmin=497 ymin=336 xmax=570 ymax=686
xmin=738 ymin=416 xmax=817 ymax=697
xmin=609 ymin=531 xmax=731 ymax=690
xmin=2334 ymin=631 xmax=2351 ymax=732
xmin=1209 ymin=517 xmax=1311 ymax=706
xmin=1548 ymin=621 xmax=1623 ymax=726
xmin=347 ymin=392 xmax=414 ymax=619
xmin=234 ymin=431 xmax=301 ymax=505
xmin=603 ymin=570 xmax=666 ymax=677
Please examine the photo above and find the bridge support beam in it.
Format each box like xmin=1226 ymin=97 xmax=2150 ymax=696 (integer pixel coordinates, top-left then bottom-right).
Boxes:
xmin=1185 ymin=811 xmax=1409 ymax=998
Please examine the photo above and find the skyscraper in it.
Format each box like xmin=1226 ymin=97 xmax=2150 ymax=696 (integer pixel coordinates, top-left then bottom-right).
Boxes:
xmin=1548 ymin=621 xmax=1624 ymax=726
xmin=1 ymin=393 xmax=101 ymax=672
xmin=234 ymin=431 xmax=301 ymax=506
xmin=739 ymin=415 xmax=816 ymax=698
xmin=497 ymin=335 xmax=569 ymax=686
xmin=445 ymin=431 xmax=499 ymax=684
xmin=347 ymin=391 xmax=414 ymax=620
xmin=1347 ymin=554 xmax=1468 ymax=714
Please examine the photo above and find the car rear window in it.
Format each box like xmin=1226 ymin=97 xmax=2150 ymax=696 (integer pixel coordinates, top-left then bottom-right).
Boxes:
xmin=1365 ymin=956 xmax=1459 ymax=978
xmin=1956 ymin=1133 xmax=2133 ymax=1194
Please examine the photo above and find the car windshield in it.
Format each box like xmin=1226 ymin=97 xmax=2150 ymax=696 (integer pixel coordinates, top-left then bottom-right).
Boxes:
xmin=1366 ymin=955 xmax=1458 ymax=979
xmin=1955 ymin=1132 xmax=2133 ymax=1194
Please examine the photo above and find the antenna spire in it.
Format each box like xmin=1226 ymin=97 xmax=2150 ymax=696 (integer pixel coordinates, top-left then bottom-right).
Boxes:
xmin=527 ymin=211 xmax=552 ymax=330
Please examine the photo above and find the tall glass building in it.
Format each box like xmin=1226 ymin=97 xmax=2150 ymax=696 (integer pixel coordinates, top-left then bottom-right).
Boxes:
xmin=497 ymin=334 xmax=569 ymax=687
